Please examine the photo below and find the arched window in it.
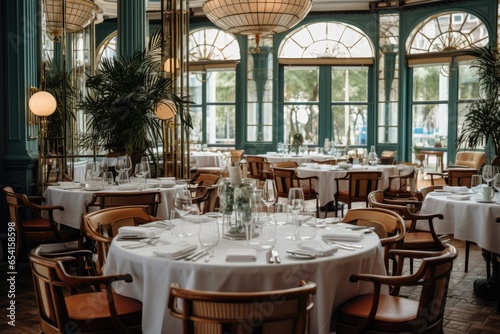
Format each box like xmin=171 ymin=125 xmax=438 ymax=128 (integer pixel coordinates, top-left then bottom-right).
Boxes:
xmin=405 ymin=11 xmax=488 ymax=161
xmin=188 ymin=28 xmax=240 ymax=147
xmin=96 ymin=31 xmax=117 ymax=69
xmin=278 ymin=21 xmax=374 ymax=149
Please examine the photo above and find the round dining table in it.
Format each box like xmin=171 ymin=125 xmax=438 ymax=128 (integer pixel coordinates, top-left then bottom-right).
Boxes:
xmin=296 ymin=165 xmax=399 ymax=208
xmin=257 ymin=153 xmax=337 ymax=165
xmin=104 ymin=221 xmax=386 ymax=334
xmin=43 ymin=183 xmax=183 ymax=229
xmin=190 ymin=151 xmax=225 ymax=168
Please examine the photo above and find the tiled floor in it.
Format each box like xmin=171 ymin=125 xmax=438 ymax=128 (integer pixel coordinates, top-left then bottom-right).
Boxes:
xmin=1 ymin=237 xmax=499 ymax=333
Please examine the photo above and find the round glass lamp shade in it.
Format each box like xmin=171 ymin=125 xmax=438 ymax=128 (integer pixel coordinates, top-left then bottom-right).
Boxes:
xmin=29 ymin=91 xmax=57 ymax=117
xmin=155 ymin=100 xmax=177 ymax=120
xmin=202 ymin=0 xmax=313 ymax=35
xmin=43 ymin=0 xmax=98 ymax=39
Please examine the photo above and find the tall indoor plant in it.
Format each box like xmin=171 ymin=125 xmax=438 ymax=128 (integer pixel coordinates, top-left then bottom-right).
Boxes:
xmin=79 ymin=29 xmax=191 ymax=160
xmin=456 ymin=47 xmax=500 ymax=160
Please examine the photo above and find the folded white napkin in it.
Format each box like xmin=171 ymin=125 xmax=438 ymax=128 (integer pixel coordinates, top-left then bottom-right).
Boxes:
xmin=447 ymin=194 xmax=472 ymax=201
xmin=155 ymin=180 xmax=176 ymax=187
xmin=183 ymin=215 xmax=216 ymax=223
xmin=153 ymin=241 xmax=198 ymax=259
xmin=118 ymin=184 xmax=138 ymax=191
xmin=298 ymin=240 xmax=338 ymax=256
xmin=322 ymin=230 xmax=365 ymax=242
xmin=117 ymin=226 xmax=164 ymax=238
xmin=443 ymin=186 xmax=470 ymax=194
xmin=226 ymin=248 xmax=257 ymax=262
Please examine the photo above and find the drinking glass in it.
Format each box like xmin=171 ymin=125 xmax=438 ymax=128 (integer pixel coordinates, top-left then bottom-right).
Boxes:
xmin=140 ymin=156 xmax=150 ymax=179
xmin=297 ymin=212 xmax=317 ymax=240
xmin=174 ymin=188 xmax=194 ymax=237
xmin=116 ymin=156 xmax=130 ymax=184
xmin=101 ymin=157 xmax=109 ymax=173
xmin=257 ymin=215 xmax=277 ymax=251
xmin=262 ymin=180 xmax=277 ymax=216
xmin=493 ymin=173 xmax=500 ymax=201
xmin=482 ymin=165 xmax=499 ymax=186
xmin=287 ymin=187 xmax=304 ymax=240
xmin=471 ymin=174 xmax=483 ymax=195
xmin=89 ymin=161 xmax=102 ymax=188
xmin=198 ymin=219 xmax=219 ymax=252
xmin=134 ymin=162 xmax=148 ymax=189
xmin=103 ymin=171 xmax=114 ymax=189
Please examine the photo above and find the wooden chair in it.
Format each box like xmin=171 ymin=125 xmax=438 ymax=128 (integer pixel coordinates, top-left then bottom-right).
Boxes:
xmin=190 ymin=172 xmax=222 ymax=187
xmin=447 ymin=168 xmax=478 ymax=187
xmin=311 ymin=159 xmax=337 ymax=165
xmin=168 ymin=280 xmax=316 ymax=334
xmin=334 ymin=171 xmax=381 ymax=217
xmin=383 ymin=164 xmax=418 ymax=199
xmin=191 ymin=185 xmax=219 ymax=214
xmin=342 ymin=208 xmax=406 ymax=275
xmin=2 ymin=186 xmax=78 ymax=271
xmin=271 ymin=161 xmax=299 ymax=168
xmin=368 ymin=190 xmax=447 ymax=273
xmin=378 ymin=150 xmax=396 ymax=165
xmin=83 ymin=205 xmax=159 ymax=275
xmin=336 ymin=245 xmax=457 ymax=334
xmin=29 ymin=246 xmax=142 ymax=334
xmin=246 ymin=155 xmax=272 ymax=180
xmin=84 ymin=190 xmax=162 ymax=215
xmin=272 ymin=166 xmax=320 ymax=217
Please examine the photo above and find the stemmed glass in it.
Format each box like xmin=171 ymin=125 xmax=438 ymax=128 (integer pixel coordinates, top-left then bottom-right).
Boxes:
xmin=286 ymin=187 xmax=305 ymax=240
xmin=134 ymin=162 xmax=149 ymax=190
xmin=262 ymin=180 xmax=277 ymax=217
xmin=116 ymin=156 xmax=129 ymax=184
xmin=471 ymin=174 xmax=483 ymax=197
xmin=174 ymin=188 xmax=195 ymax=238
xmin=198 ymin=219 xmax=219 ymax=258
xmin=122 ymin=155 xmax=133 ymax=177
xmin=482 ymin=165 xmax=499 ymax=187
xmin=493 ymin=173 xmax=500 ymax=201
xmin=89 ymin=161 xmax=102 ymax=188
xmin=101 ymin=157 xmax=109 ymax=174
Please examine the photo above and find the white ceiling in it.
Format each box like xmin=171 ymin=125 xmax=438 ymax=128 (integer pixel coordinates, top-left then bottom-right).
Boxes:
xmin=94 ymin=0 xmax=447 ymax=20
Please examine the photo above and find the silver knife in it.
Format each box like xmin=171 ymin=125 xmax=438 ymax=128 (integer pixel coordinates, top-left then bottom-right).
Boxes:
xmin=267 ymin=250 xmax=274 ymax=263
xmin=183 ymin=249 xmax=204 ymax=261
xmin=191 ymin=250 xmax=208 ymax=262
xmin=272 ymin=250 xmax=281 ymax=263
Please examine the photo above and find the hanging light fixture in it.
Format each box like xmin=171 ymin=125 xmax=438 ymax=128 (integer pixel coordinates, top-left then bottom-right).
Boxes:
xmin=43 ymin=0 xmax=98 ymax=41
xmin=202 ymin=0 xmax=312 ymax=51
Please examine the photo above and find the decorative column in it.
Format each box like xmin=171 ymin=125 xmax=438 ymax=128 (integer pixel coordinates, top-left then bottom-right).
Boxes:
xmin=2 ymin=0 xmax=40 ymax=195
xmin=117 ymin=0 xmax=146 ymax=59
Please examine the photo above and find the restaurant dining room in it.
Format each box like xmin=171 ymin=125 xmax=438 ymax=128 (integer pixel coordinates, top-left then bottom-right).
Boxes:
xmin=2 ymin=0 xmax=500 ymax=333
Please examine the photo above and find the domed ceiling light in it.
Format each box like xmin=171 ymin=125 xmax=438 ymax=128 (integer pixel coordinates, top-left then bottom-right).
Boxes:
xmin=202 ymin=0 xmax=313 ymax=51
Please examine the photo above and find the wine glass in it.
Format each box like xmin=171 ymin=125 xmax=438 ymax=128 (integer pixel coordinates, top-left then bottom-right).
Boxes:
xmin=287 ymin=187 xmax=304 ymax=240
xmin=174 ymin=188 xmax=194 ymax=237
xmin=101 ymin=157 xmax=109 ymax=173
xmin=471 ymin=174 xmax=483 ymax=196
xmin=262 ymin=180 xmax=277 ymax=216
xmin=89 ymin=161 xmax=102 ymax=188
xmin=198 ymin=219 xmax=219 ymax=256
xmin=482 ymin=165 xmax=499 ymax=187
xmin=140 ymin=156 xmax=150 ymax=179
xmin=116 ymin=156 xmax=129 ymax=184
xmin=134 ymin=162 xmax=148 ymax=189
xmin=256 ymin=215 xmax=277 ymax=251
xmin=123 ymin=155 xmax=133 ymax=176
xmin=493 ymin=173 xmax=500 ymax=201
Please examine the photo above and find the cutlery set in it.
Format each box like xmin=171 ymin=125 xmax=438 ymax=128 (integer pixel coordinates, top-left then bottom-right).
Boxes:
xmin=266 ymin=250 xmax=281 ymax=263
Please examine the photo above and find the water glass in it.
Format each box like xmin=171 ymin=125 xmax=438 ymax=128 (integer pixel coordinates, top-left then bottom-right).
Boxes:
xmin=297 ymin=212 xmax=317 ymax=240
xmin=198 ymin=219 xmax=219 ymax=251
xmin=273 ymin=202 xmax=290 ymax=226
xmin=471 ymin=174 xmax=482 ymax=194
xmin=287 ymin=188 xmax=305 ymax=240
xmin=103 ymin=171 xmax=114 ymax=188
xmin=257 ymin=215 xmax=277 ymax=251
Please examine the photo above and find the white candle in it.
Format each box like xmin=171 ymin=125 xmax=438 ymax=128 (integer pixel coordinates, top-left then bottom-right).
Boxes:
xmin=229 ymin=166 xmax=242 ymax=186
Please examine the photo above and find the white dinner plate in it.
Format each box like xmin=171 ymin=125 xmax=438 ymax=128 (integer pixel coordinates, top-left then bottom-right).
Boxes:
xmin=84 ymin=186 xmax=103 ymax=191
xmin=475 ymin=199 xmax=496 ymax=203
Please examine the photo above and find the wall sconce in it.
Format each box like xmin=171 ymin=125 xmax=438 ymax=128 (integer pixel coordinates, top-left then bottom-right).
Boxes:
xmin=163 ymin=58 xmax=180 ymax=76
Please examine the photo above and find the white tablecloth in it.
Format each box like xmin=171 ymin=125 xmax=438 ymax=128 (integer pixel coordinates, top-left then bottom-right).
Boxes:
xmin=43 ymin=184 xmax=182 ymax=229
xmin=104 ymin=222 xmax=386 ymax=334
xmin=258 ymin=154 xmax=336 ymax=165
xmin=296 ymin=165 xmax=399 ymax=206
xmin=418 ymin=195 xmax=500 ymax=254
xmin=190 ymin=152 xmax=225 ymax=167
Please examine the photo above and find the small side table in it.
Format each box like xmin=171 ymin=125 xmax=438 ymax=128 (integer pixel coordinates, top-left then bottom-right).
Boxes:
xmin=420 ymin=150 xmax=444 ymax=172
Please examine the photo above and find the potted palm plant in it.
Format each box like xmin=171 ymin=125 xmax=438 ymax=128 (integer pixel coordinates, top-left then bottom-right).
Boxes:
xmin=456 ymin=47 xmax=500 ymax=161
xmin=79 ymin=29 xmax=191 ymax=165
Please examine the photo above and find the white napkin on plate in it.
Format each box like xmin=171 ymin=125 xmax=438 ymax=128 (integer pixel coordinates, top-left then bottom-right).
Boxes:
xmin=225 ymin=248 xmax=257 ymax=262
xmin=443 ymin=186 xmax=470 ymax=194
xmin=447 ymin=194 xmax=472 ymax=201
xmin=322 ymin=230 xmax=365 ymax=242
xmin=183 ymin=215 xmax=217 ymax=223
xmin=117 ymin=226 xmax=164 ymax=238
xmin=298 ymin=240 xmax=338 ymax=256
xmin=152 ymin=241 xmax=198 ymax=259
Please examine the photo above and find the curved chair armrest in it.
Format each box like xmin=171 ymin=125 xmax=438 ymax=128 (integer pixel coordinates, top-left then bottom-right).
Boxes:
xmin=20 ymin=195 xmax=65 ymax=212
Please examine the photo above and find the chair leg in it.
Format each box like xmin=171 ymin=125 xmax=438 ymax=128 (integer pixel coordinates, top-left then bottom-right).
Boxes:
xmin=334 ymin=200 xmax=338 ymax=217
xmin=485 ymin=251 xmax=491 ymax=280
xmin=465 ymin=241 xmax=470 ymax=272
